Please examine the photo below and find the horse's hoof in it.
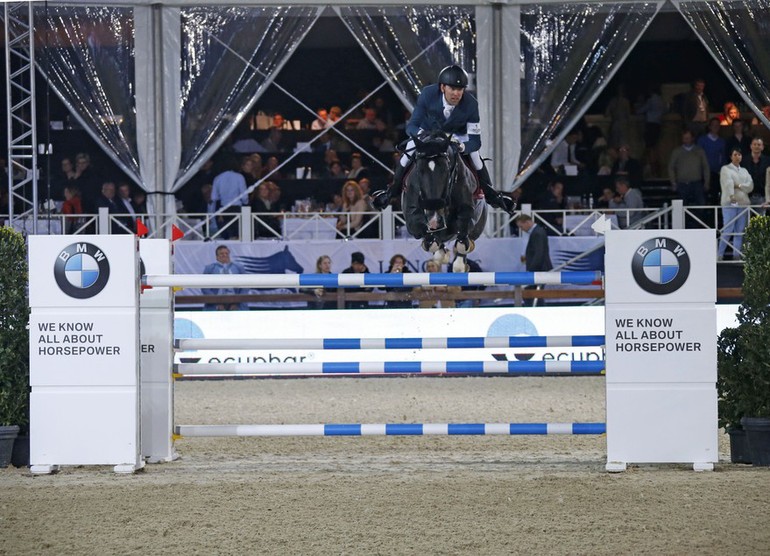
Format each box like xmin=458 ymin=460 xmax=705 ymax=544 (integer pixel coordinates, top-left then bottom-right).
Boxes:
xmin=455 ymin=237 xmax=474 ymax=255
xmin=452 ymin=256 xmax=468 ymax=274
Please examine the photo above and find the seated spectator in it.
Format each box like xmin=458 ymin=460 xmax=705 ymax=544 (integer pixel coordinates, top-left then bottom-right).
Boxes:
xmin=261 ymin=156 xmax=284 ymax=181
xmin=608 ymin=177 xmax=644 ymax=229
xmin=418 ymin=259 xmax=460 ymax=308
xmin=61 ymin=185 xmax=84 ymax=234
xmin=232 ymin=125 xmax=265 ymax=153
xmin=595 ymin=186 xmax=616 ymax=210
xmin=336 ymin=180 xmax=369 ymax=236
xmin=250 ymin=181 xmax=281 ymax=239
xmin=306 ymin=255 xmax=336 ymax=309
xmin=356 ymin=107 xmax=386 ymax=132
xmin=326 ymin=160 xmax=347 ymax=179
xmin=272 ymin=113 xmax=294 ymax=130
xmin=260 ymin=127 xmax=285 ymax=152
xmin=719 ymin=102 xmax=741 ymax=126
xmin=310 ymin=108 xmax=328 ymax=131
xmin=341 ymin=251 xmax=369 ymax=309
xmin=202 ymin=245 xmax=248 ymax=311
xmin=326 ymin=106 xmax=343 ymax=128
xmin=325 ymin=193 xmax=343 ymax=213
xmin=346 ymin=153 xmax=369 ymax=180
xmin=725 ymin=118 xmax=752 ymax=158
xmin=536 ymin=180 xmax=568 ymax=234
xmin=384 ymin=254 xmax=414 ymax=308
xmin=95 ymin=181 xmax=125 ymax=234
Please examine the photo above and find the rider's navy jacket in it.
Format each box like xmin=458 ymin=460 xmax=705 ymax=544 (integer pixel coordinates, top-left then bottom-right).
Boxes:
xmin=406 ymin=84 xmax=481 ymax=154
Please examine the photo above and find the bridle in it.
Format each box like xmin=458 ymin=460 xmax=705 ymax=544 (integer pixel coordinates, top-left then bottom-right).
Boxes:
xmin=409 ymin=132 xmax=460 ymax=212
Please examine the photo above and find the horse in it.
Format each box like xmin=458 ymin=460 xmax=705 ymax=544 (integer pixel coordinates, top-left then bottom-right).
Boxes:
xmin=401 ymin=130 xmax=487 ymax=272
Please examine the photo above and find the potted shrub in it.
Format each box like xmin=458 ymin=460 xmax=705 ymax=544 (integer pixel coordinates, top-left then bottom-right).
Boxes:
xmin=0 ymin=227 xmax=30 ymax=467
xmin=717 ymin=215 xmax=770 ymax=466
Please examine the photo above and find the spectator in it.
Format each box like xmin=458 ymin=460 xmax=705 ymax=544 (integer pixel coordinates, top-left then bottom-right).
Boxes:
xmin=115 ymin=182 xmax=138 ymax=233
xmin=697 ymin=118 xmax=727 ymax=204
xmin=718 ymin=147 xmax=753 ymax=260
xmin=750 ymin=105 xmax=770 ymax=142
xmin=326 ymin=160 xmax=347 ymax=179
xmin=668 ymin=129 xmax=710 ymax=207
xmin=240 ymin=154 xmax=262 ymax=186
xmin=326 ymin=106 xmax=343 ymax=128
xmin=202 ymin=245 xmax=248 ymax=311
xmin=95 ymin=181 xmax=124 ymax=234
xmin=611 ymin=144 xmax=643 ymax=187
xmin=310 ymin=108 xmax=328 ymax=131
xmin=418 ymin=259 xmax=460 ymax=309
xmin=177 ymin=158 xmax=215 ymax=213
xmin=346 ymin=153 xmax=369 ymax=180
xmin=260 ymin=156 xmax=284 ymax=181
xmin=341 ymin=251 xmax=369 ymax=309
xmin=384 ymin=254 xmax=414 ymax=308
xmin=724 ymin=119 xmax=752 ymax=159
xmin=336 ymin=180 xmax=369 ymax=237
xmin=52 ymin=156 xmax=78 ymax=201
xmin=356 ymin=107 xmax=387 ymax=132
xmin=61 ymin=185 xmax=84 ymax=234
xmin=249 ymin=181 xmax=281 ymax=239
xmin=604 ymin=84 xmax=632 ymax=148
xmin=635 ymin=83 xmax=666 ymax=150
xmin=452 ymin=257 xmax=485 ymax=308
xmin=211 ymin=157 xmax=248 ymax=240
xmin=682 ymin=78 xmax=710 ymax=137
xmin=719 ymin=102 xmax=741 ymax=126
xmin=515 ymin=213 xmax=553 ymax=307
xmin=232 ymin=125 xmax=265 ymax=153
xmin=325 ymin=193 xmax=343 ymax=213
xmin=595 ymin=186 xmax=616 ymax=210
xmin=608 ymin=177 xmax=644 ymax=229
xmin=536 ymin=180 xmax=568 ymax=234
xmin=260 ymin=127 xmax=285 ymax=152
xmin=742 ymin=137 xmax=770 ymax=205
xmin=73 ymin=152 xmax=100 ymax=212
xmin=550 ymin=128 xmax=585 ymax=174
xmin=306 ymin=255 xmax=336 ymax=309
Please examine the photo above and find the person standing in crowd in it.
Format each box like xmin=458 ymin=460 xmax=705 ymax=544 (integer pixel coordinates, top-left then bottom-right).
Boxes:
xmin=310 ymin=108 xmax=328 ymax=130
xmin=515 ymin=213 xmax=553 ymax=307
xmin=609 ymin=177 xmax=644 ymax=229
xmin=212 ymin=157 xmax=248 ymax=240
xmin=341 ymin=251 xmax=370 ymax=309
xmin=724 ymin=118 xmax=752 ymax=159
xmin=115 ymin=182 xmax=138 ymax=233
xmin=249 ymin=181 xmax=281 ymax=239
xmin=61 ymin=185 xmax=84 ymax=234
xmin=668 ymin=129 xmax=710 ymax=207
xmin=741 ymin=137 xmax=769 ymax=204
xmin=96 ymin=181 xmax=124 ymax=234
xmin=683 ymin=78 xmax=709 ymax=136
xmin=718 ymin=147 xmax=753 ymax=261
xmin=719 ymin=102 xmax=741 ymax=126
xmin=202 ymin=245 xmax=248 ymax=311
xmin=697 ymin=118 xmax=727 ymax=205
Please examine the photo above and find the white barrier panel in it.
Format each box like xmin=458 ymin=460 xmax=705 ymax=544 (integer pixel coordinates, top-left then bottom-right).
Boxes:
xmin=28 ymin=236 xmax=142 ymax=474
xmin=139 ymin=239 xmax=177 ymax=463
xmin=604 ymin=230 xmax=718 ymax=472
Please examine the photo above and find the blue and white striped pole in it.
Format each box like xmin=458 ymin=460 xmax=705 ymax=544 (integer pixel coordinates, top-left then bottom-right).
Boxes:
xmin=174 ymin=360 xmax=605 ymax=376
xmin=144 ymin=270 xmax=602 ymax=289
xmin=175 ymin=335 xmax=606 ymax=351
xmin=175 ymin=422 xmax=607 ymax=437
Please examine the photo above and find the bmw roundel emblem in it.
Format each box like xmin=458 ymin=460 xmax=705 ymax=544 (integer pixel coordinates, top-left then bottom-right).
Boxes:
xmin=631 ymin=237 xmax=690 ymax=295
xmin=54 ymin=242 xmax=111 ymax=299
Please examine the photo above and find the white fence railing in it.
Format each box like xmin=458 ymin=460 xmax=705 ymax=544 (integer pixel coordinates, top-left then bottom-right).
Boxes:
xmin=7 ymin=202 xmax=768 ymax=259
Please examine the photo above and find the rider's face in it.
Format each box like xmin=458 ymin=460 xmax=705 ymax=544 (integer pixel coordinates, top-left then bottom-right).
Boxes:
xmin=441 ymin=84 xmax=465 ymax=106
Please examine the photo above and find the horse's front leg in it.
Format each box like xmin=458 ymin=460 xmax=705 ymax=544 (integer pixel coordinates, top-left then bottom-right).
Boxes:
xmin=453 ymin=203 xmax=475 ymax=254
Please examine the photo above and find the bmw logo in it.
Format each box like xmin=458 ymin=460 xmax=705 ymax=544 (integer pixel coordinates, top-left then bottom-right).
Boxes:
xmin=631 ymin=237 xmax=690 ymax=295
xmin=54 ymin=242 xmax=111 ymax=299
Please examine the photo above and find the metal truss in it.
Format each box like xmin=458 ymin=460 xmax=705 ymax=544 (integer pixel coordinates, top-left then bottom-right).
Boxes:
xmin=4 ymin=2 xmax=38 ymax=230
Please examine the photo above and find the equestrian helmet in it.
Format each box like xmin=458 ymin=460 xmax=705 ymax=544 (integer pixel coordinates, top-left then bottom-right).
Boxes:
xmin=438 ymin=65 xmax=468 ymax=88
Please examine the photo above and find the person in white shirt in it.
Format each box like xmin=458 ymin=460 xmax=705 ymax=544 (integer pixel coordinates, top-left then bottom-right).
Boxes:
xmin=718 ymin=147 xmax=754 ymax=260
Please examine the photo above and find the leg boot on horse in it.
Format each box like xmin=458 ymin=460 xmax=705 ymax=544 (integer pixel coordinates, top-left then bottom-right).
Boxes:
xmin=477 ymin=164 xmax=516 ymax=215
xmin=372 ymin=164 xmax=408 ymax=210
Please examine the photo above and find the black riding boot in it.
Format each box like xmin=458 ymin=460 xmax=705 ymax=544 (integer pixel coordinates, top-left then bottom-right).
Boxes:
xmin=477 ymin=165 xmax=516 ymax=215
xmin=372 ymin=164 xmax=408 ymax=210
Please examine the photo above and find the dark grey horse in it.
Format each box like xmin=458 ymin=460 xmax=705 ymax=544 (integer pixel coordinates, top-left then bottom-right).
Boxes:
xmin=401 ymin=130 xmax=487 ymax=271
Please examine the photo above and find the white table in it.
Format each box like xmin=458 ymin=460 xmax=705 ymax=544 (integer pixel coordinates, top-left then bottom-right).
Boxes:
xmin=282 ymin=215 xmax=338 ymax=240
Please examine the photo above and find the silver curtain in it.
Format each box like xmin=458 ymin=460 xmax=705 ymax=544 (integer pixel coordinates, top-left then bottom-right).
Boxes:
xmin=337 ymin=5 xmax=476 ymax=111
xmin=516 ymin=2 xmax=662 ymax=185
xmin=175 ymin=6 xmax=320 ymax=189
xmin=35 ymin=5 xmax=140 ymax=181
xmin=674 ymin=0 xmax=770 ymax=129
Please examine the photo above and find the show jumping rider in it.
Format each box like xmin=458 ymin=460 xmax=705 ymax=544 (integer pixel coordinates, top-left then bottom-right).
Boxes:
xmin=372 ymin=65 xmax=516 ymax=215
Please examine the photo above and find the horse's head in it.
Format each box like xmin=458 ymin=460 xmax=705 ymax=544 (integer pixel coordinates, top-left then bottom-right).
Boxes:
xmin=411 ymin=131 xmax=459 ymax=232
